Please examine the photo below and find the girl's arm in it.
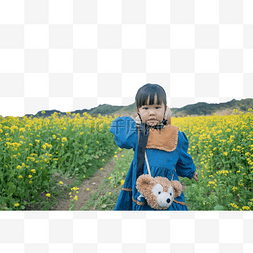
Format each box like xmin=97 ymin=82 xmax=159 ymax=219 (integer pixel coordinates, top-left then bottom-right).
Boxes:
xmin=175 ymin=131 xmax=197 ymax=180
xmin=109 ymin=116 xmax=138 ymax=150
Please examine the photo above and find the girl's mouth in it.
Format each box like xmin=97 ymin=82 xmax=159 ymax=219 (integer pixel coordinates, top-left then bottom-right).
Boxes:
xmin=147 ymin=119 xmax=159 ymax=126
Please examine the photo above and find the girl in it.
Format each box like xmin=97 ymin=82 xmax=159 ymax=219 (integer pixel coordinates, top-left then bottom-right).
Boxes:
xmin=110 ymin=83 xmax=198 ymax=211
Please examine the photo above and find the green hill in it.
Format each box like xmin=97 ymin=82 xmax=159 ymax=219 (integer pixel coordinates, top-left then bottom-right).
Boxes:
xmin=24 ymin=98 xmax=253 ymax=118
xmin=172 ymin=98 xmax=253 ymax=117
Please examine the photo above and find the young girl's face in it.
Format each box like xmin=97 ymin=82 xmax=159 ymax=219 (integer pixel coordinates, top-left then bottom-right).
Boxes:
xmin=137 ymin=94 xmax=167 ymax=126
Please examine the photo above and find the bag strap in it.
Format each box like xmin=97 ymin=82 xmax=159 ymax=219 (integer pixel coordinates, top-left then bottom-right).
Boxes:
xmin=144 ymin=151 xmax=152 ymax=176
xmin=136 ymin=123 xmax=149 ymax=179
xmin=137 ymin=122 xmax=166 ymax=179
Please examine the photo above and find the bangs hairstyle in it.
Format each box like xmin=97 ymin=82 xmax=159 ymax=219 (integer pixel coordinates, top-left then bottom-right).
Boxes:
xmin=135 ymin=83 xmax=167 ymax=109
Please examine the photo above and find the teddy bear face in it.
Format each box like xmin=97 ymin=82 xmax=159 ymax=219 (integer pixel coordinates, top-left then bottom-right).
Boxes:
xmin=136 ymin=175 xmax=182 ymax=210
xmin=152 ymin=183 xmax=174 ymax=208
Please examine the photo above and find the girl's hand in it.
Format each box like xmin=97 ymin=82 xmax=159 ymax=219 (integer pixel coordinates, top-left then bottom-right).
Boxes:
xmin=191 ymin=171 xmax=198 ymax=182
xmin=164 ymin=108 xmax=171 ymax=125
xmin=134 ymin=114 xmax=141 ymax=124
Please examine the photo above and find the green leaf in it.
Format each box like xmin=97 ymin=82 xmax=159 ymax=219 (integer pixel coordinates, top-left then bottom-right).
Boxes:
xmin=49 ymin=169 xmax=58 ymax=174
xmin=214 ymin=205 xmax=225 ymax=211
xmin=7 ymin=182 xmax=16 ymax=194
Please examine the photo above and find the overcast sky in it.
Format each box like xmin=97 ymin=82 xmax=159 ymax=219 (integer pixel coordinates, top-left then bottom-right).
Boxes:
xmin=1 ymin=1 xmax=253 ymax=117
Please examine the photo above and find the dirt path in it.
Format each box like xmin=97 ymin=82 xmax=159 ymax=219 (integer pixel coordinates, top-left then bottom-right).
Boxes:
xmin=53 ymin=152 xmax=123 ymax=210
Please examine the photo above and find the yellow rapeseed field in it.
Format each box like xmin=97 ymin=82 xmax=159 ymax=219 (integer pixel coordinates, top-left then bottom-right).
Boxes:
xmin=0 ymin=112 xmax=117 ymax=210
xmin=172 ymin=109 xmax=253 ymax=210
xmin=1 ymin=109 xmax=253 ymax=211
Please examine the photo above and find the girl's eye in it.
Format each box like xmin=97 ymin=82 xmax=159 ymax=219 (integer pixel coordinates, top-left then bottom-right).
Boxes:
xmin=155 ymin=107 xmax=161 ymax=109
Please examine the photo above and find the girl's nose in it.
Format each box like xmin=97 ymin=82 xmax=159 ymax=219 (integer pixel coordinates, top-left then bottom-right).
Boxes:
xmin=149 ymin=110 xmax=155 ymax=115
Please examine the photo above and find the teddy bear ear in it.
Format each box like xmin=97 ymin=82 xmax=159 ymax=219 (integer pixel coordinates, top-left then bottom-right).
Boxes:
xmin=137 ymin=174 xmax=152 ymax=186
xmin=136 ymin=174 xmax=153 ymax=193
xmin=171 ymin=180 xmax=182 ymax=197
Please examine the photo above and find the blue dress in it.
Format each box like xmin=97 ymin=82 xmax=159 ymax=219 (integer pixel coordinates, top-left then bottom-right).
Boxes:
xmin=109 ymin=116 xmax=196 ymax=211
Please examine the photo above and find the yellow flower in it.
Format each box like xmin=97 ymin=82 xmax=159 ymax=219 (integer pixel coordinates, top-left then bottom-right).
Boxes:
xmin=61 ymin=137 xmax=67 ymax=142
xmin=114 ymin=155 xmax=117 ymax=158
xmin=83 ymin=175 xmax=85 ymax=178
xmin=109 ymin=192 xmax=111 ymax=195
xmin=121 ymin=155 xmax=124 ymax=157
xmin=100 ymin=167 xmax=103 ymax=170
xmin=232 ymin=187 xmax=238 ymax=192
xmin=28 ymin=175 xmax=32 ymax=178
xmin=121 ymin=180 xmax=125 ymax=185
xmin=19 ymin=175 xmax=23 ymax=179
xmin=30 ymin=169 xmax=36 ymax=173
xmin=19 ymin=128 xmax=25 ymax=133
xmin=74 ymin=196 xmax=78 ymax=201
xmin=59 ymin=181 xmax=63 ymax=185
xmin=46 ymin=193 xmax=50 ymax=197
xmin=29 ymin=180 xmax=32 ymax=184
xmin=102 ymin=159 xmax=105 ymax=161
xmin=108 ymin=176 xmax=112 ymax=180
xmin=14 ymin=203 xmax=19 ymax=207
xmin=87 ymin=188 xmax=90 ymax=191
xmin=230 ymin=203 xmax=239 ymax=209
xmin=17 ymin=165 xmax=22 ymax=170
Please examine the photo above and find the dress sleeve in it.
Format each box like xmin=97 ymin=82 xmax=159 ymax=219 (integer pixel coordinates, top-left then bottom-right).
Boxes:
xmin=176 ymin=131 xmax=196 ymax=179
xmin=109 ymin=116 xmax=138 ymax=150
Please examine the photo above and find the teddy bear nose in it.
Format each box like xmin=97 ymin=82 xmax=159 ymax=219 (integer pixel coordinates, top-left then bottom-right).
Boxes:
xmin=166 ymin=198 xmax=171 ymax=203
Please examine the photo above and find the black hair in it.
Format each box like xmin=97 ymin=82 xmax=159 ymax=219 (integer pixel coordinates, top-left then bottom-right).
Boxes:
xmin=135 ymin=83 xmax=167 ymax=109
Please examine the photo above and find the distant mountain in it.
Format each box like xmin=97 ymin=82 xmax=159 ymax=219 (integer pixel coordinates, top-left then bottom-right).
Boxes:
xmin=24 ymin=98 xmax=253 ymax=118
xmin=171 ymin=98 xmax=253 ymax=117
